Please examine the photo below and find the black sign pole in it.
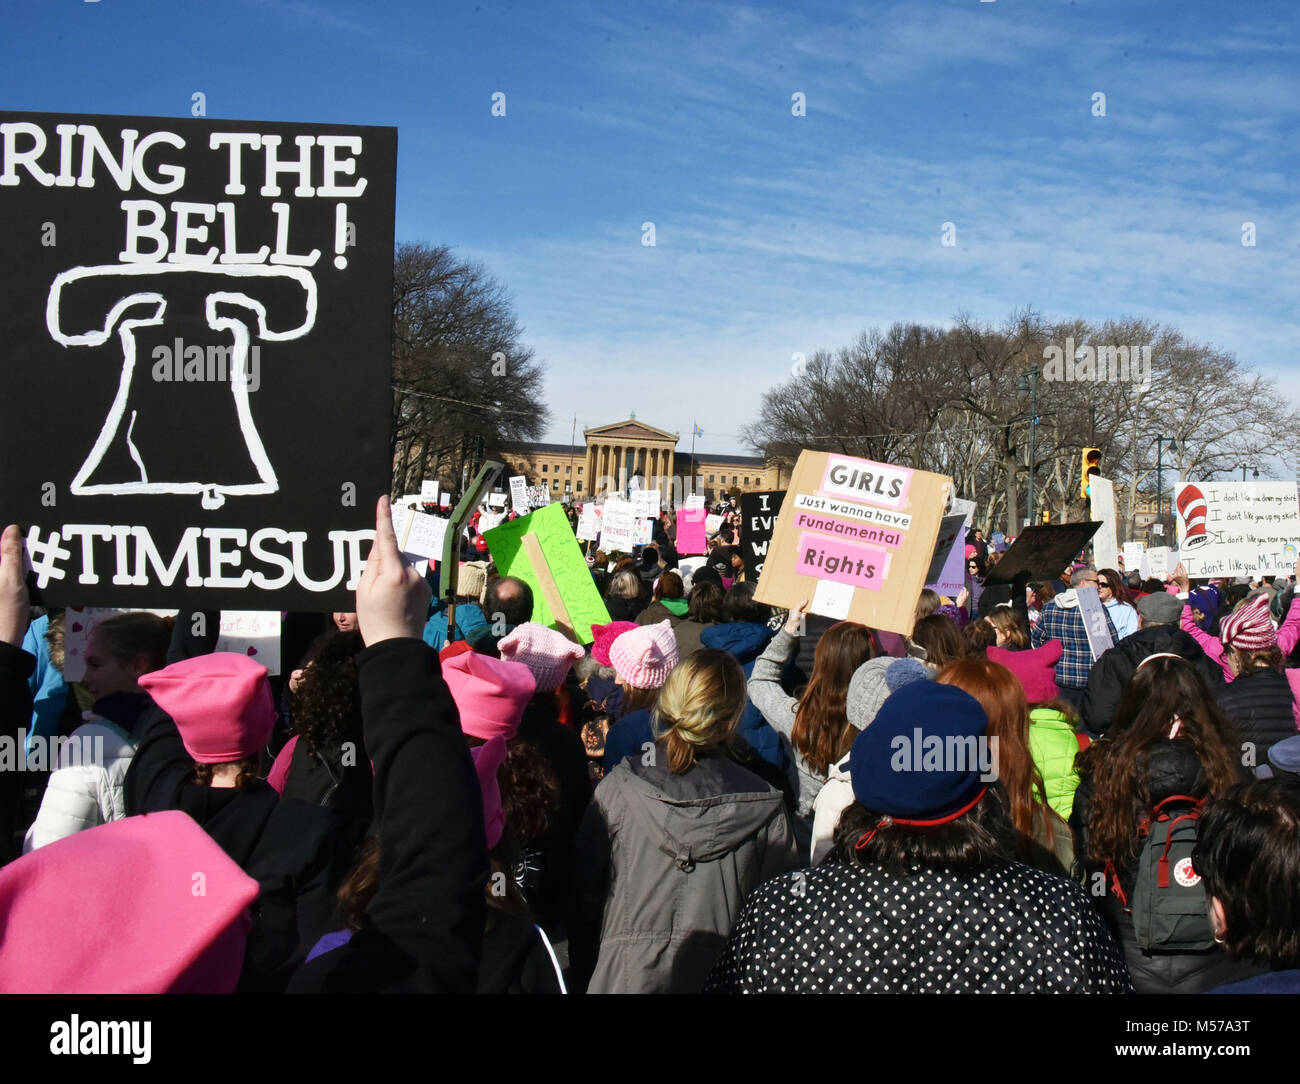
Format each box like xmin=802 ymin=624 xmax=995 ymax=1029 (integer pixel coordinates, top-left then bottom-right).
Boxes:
xmin=441 ymin=460 xmax=504 ymax=644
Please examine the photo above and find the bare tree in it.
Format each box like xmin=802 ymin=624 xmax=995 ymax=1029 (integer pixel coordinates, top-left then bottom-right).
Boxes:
xmin=390 ymin=242 xmax=547 ymax=496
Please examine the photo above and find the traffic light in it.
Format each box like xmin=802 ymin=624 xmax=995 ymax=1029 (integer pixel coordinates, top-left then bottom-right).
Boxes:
xmin=1081 ymin=448 xmax=1101 ymax=499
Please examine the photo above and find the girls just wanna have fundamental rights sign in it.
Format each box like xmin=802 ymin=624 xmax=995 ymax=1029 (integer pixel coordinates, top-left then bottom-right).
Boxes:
xmin=753 ymin=451 xmax=951 ymax=635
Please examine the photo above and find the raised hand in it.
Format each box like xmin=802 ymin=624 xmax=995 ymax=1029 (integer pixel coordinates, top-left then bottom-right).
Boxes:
xmin=356 ymin=496 xmax=432 ymax=647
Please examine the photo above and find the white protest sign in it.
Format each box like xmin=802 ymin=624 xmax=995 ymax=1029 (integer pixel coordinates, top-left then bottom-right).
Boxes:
xmin=477 ymin=511 xmax=505 ymax=534
xmin=685 ymin=494 xmax=706 ymax=510
xmin=1074 ymin=584 xmax=1114 ymax=661
xmin=526 ymin=485 xmax=552 ymax=509
xmin=576 ymin=509 xmax=601 ymax=541
xmin=632 ymin=489 xmax=661 ymax=518
xmin=216 ymin=611 xmax=282 ymax=675
xmin=705 ymin=513 xmax=724 ymax=535
xmin=1089 ymin=476 xmax=1119 ymax=571
xmin=1176 ymin=480 xmax=1300 ymax=577
xmin=677 ymin=555 xmax=707 ymax=584
xmin=599 ymin=498 xmax=637 ymax=552
xmin=1143 ymin=546 xmax=1170 ymax=580
xmin=421 ymin=480 xmax=439 ymax=502
xmin=400 ymin=493 xmax=423 ymax=509
xmin=633 ymin=518 xmax=653 ymax=546
xmin=509 ymin=476 xmax=529 ymax=515
xmin=486 ymin=491 xmax=507 ymax=509
xmin=1122 ymin=541 xmax=1145 ymax=574
xmin=63 ymin=607 xmax=178 ymax=683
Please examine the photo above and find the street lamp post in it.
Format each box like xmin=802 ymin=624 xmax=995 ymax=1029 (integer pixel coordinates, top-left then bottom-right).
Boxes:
xmin=1017 ymin=366 xmax=1040 ymax=528
xmin=1240 ymin=464 xmax=1259 ymax=481
xmin=1155 ymin=435 xmax=1177 ymax=538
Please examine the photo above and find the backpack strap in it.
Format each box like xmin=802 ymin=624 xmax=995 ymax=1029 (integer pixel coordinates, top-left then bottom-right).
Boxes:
xmin=1156 ymin=810 xmax=1202 ymax=888
xmin=1152 ymin=794 xmax=1205 ymax=817
xmin=1105 ymin=859 xmax=1130 ymax=910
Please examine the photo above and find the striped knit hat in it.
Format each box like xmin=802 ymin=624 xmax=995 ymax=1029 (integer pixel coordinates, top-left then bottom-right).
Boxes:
xmin=1220 ymin=593 xmax=1277 ymax=651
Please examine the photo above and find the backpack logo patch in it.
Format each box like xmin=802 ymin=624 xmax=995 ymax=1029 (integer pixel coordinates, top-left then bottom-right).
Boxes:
xmin=1173 ymin=857 xmax=1200 ymax=888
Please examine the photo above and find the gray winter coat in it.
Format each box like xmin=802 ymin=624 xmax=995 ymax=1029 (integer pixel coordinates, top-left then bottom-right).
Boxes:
xmin=574 ymin=749 xmax=799 ymax=994
xmin=747 ymin=630 xmax=824 ymax=817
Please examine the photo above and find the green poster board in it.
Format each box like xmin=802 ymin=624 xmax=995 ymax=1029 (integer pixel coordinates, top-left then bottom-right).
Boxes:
xmin=483 ymin=503 xmax=610 ymax=644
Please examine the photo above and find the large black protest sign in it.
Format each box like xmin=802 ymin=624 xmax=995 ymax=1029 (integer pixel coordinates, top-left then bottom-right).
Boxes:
xmin=740 ymin=490 xmax=785 ymax=581
xmin=0 ymin=112 xmax=396 ymax=608
xmin=982 ymin=522 xmax=1101 ymax=585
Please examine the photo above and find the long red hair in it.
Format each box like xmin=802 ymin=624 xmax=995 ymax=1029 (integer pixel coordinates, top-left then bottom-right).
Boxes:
xmin=936 ymin=656 xmax=1055 ymax=856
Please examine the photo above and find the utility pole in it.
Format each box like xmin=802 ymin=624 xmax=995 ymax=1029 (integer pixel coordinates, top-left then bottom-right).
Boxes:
xmin=1018 ymin=367 xmax=1040 ymax=527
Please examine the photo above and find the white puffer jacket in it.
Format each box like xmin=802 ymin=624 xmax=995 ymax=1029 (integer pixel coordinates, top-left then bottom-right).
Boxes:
xmin=23 ymin=721 xmax=139 ymax=852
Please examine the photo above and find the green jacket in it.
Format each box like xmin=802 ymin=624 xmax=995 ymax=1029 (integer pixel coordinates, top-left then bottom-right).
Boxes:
xmin=1029 ymin=707 xmax=1083 ymax=820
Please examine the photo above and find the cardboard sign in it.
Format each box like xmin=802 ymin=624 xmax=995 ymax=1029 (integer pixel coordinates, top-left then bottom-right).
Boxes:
xmin=740 ymin=491 xmax=786 ymax=581
xmin=753 ymin=451 xmax=952 ymax=635
xmin=676 ymin=507 xmax=709 ymax=555
xmin=1074 ymin=585 xmax=1115 ymax=660
xmin=509 ymin=476 xmax=529 ymax=515
xmin=926 ymin=497 xmax=977 ymax=596
xmin=1176 ymin=481 xmax=1300 ymax=577
xmin=982 ymin=523 xmax=1102 ymax=585
xmin=1089 ymin=477 xmax=1120 ymax=571
xmin=598 ymin=497 xmax=637 ymax=553
xmin=1121 ymin=541 xmax=1145 ymax=573
xmin=631 ymin=489 xmax=661 ymax=518
xmin=2 ymin=111 xmax=395 ymax=610
xmin=483 ymin=503 xmax=610 ymax=644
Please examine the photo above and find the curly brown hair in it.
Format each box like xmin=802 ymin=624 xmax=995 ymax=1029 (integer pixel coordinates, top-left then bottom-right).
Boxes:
xmin=291 ymin=629 xmax=365 ymax=761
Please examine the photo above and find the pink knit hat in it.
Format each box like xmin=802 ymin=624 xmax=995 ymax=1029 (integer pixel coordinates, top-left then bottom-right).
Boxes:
xmin=498 ymin=622 xmax=585 ymax=692
xmin=609 ymin=620 xmax=679 ymax=690
xmin=591 ymin=621 xmax=638 ymax=667
xmin=988 ymin=641 xmax=1062 ymax=704
xmin=471 ymin=736 xmax=508 ymax=851
xmin=1220 ymin=593 xmax=1277 ymax=651
xmin=138 ymin=652 xmax=275 ymax=763
xmin=0 ymin=811 xmax=258 ymax=993
xmin=443 ymin=650 xmax=536 ymax=741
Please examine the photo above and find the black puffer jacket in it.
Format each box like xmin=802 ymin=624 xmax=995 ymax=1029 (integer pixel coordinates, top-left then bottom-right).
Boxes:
xmin=1080 ymin=626 xmax=1224 ymax=737
xmin=1215 ymin=667 xmax=1297 ymax=764
xmin=1071 ymin=740 xmax=1259 ymax=994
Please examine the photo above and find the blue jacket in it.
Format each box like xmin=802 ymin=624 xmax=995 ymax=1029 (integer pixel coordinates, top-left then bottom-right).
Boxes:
xmin=421 ymin=601 xmax=487 ymax=652
xmin=24 ymin=614 xmax=68 ymax=755
xmin=700 ymin=622 xmax=792 ymax=776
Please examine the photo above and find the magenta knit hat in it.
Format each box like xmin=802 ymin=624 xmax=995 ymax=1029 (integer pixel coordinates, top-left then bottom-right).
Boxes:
xmin=498 ymin=622 xmax=585 ymax=693
xmin=443 ymin=650 xmax=537 ymax=741
xmin=138 ymin=652 xmax=275 ymax=763
xmin=988 ymin=641 xmax=1063 ymax=705
xmin=471 ymin=736 xmax=508 ymax=851
xmin=609 ymin=620 xmax=679 ymax=690
xmin=0 ymin=811 xmax=258 ymax=993
xmin=1220 ymin=593 xmax=1277 ymax=651
xmin=591 ymin=621 xmax=638 ymax=667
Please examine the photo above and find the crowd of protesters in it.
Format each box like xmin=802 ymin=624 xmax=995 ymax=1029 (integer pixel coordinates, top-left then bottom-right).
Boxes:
xmin=3 ymin=495 xmax=1300 ymax=996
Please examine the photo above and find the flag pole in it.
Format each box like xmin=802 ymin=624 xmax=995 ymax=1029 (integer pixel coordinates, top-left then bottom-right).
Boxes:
xmin=690 ymin=421 xmax=697 ymax=499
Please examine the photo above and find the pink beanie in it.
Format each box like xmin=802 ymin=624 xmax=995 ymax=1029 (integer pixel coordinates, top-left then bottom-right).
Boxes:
xmin=498 ymin=622 xmax=585 ymax=693
xmin=609 ymin=620 xmax=679 ymax=690
xmin=591 ymin=621 xmax=638 ymax=667
xmin=988 ymin=641 xmax=1063 ymax=705
xmin=138 ymin=652 xmax=275 ymax=763
xmin=471 ymin=736 xmax=508 ymax=851
xmin=443 ymin=650 xmax=536 ymax=741
xmin=965 ymin=545 xmax=979 ymax=559
xmin=1221 ymin=593 xmax=1277 ymax=651
xmin=0 ymin=811 xmax=258 ymax=993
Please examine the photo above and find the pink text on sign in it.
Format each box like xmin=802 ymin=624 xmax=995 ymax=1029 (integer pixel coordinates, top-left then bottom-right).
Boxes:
xmin=796 ymin=531 xmax=888 ymax=591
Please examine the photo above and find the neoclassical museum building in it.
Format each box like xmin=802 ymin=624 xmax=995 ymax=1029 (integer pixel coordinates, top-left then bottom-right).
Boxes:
xmin=498 ymin=418 xmax=783 ymax=504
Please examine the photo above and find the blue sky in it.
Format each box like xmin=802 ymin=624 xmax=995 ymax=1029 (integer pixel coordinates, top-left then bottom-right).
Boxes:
xmin=3 ymin=0 xmax=1296 ymax=456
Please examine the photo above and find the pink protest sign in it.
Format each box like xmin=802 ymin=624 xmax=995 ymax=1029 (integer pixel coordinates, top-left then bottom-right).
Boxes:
xmin=676 ymin=507 xmax=708 ymax=554
xmin=795 ymin=532 xmax=888 ymax=590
